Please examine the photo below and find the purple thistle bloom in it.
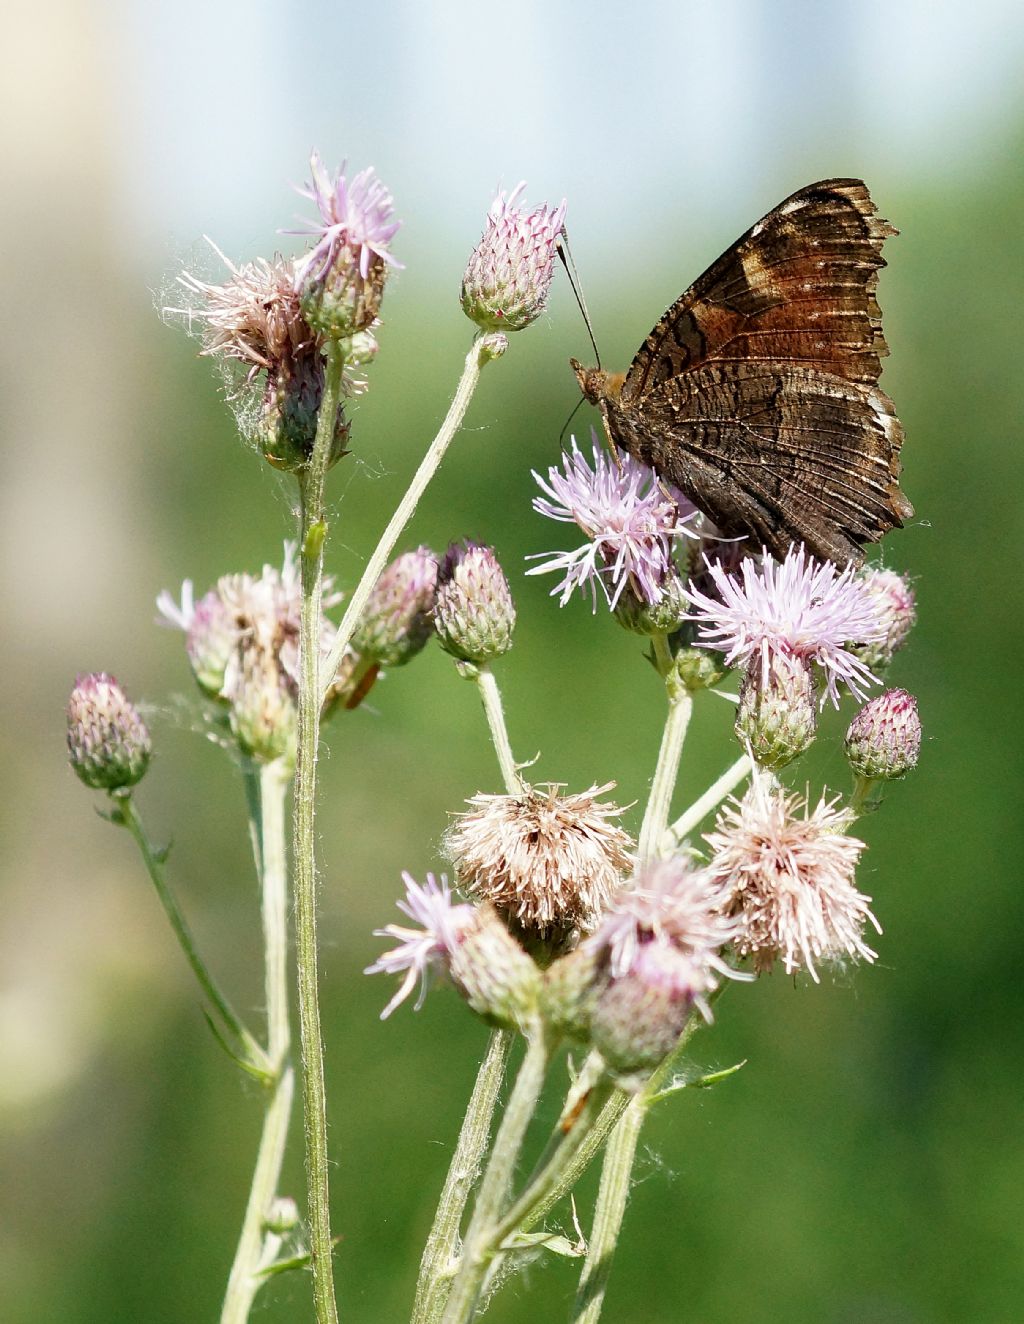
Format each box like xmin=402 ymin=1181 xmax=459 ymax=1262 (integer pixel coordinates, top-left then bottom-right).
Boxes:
xmin=461 ymin=182 xmax=567 ymax=333
xmin=682 ymin=545 xmax=886 ymax=707
xmin=528 ymin=433 xmax=697 ymax=610
xmin=292 ymin=151 xmax=403 ymax=288
xmin=365 ymin=873 xmax=475 ymax=1019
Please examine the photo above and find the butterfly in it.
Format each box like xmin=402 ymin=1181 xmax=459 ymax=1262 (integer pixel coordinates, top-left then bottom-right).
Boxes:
xmin=571 ymin=179 xmax=913 ymax=568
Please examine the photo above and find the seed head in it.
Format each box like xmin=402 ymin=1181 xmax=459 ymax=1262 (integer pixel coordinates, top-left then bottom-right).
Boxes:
xmin=433 ymin=542 xmax=516 ymax=664
xmin=461 ymin=182 xmax=566 ymax=333
xmin=446 ymin=783 xmax=633 ymax=938
xmin=735 ymin=651 xmax=818 ymax=770
xmin=705 ymin=777 xmax=876 ymax=979
xmin=67 ymin=673 xmax=152 ymax=792
xmin=352 ymin=546 xmax=439 ymax=668
xmin=845 ymin=688 xmax=921 ymax=780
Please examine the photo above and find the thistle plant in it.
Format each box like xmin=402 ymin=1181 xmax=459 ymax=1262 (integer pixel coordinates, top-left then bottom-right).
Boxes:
xmin=68 ymin=156 xmax=921 ymax=1324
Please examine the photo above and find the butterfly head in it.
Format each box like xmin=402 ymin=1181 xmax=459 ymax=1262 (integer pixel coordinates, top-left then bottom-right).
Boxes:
xmin=570 ymin=358 xmax=624 ymax=408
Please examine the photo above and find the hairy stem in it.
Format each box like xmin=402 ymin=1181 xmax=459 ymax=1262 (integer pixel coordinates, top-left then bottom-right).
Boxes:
xmin=411 ymin=1029 xmax=514 ymax=1324
xmin=472 ymin=666 xmax=522 ymax=795
xmin=117 ymin=795 xmax=264 ymax=1068
xmin=222 ymin=759 xmax=295 ymax=1323
xmin=637 ymin=643 xmax=693 ymax=863
xmin=318 ymin=336 xmax=494 ymax=705
xmin=293 ymin=342 xmax=345 ymax=1324
xmin=668 ymin=753 xmax=753 ymax=843
xmin=441 ymin=1026 xmax=554 ymax=1324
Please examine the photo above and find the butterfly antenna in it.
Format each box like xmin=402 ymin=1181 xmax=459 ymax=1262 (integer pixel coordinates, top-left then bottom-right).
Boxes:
xmin=557 ymin=228 xmax=601 ymax=369
xmin=558 ymin=395 xmax=586 ymax=447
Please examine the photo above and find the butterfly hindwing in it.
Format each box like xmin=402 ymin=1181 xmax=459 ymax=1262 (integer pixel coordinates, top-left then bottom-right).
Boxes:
xmin=607 ymin=360 xmax=912 ymax=566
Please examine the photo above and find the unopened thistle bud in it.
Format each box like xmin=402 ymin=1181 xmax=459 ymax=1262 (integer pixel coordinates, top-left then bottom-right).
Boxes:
xmin=67 ymin=673 xmax=152 ymax=792
xmin=294 ymin=154 xmax=402 ymax=339
xmin=853 ymin=568 xmax=916 ymax=671
xmin=541 ymin=945 xmax=603 ymax=1043
xmin=446 ymin=783 xmax=633 ymax=939
xmin=447 ymin=904 xmax=542 ymax=1031
xmin=433 ymin=542 xmax=516 ymax=665
xmin=845 ymin=688 xmax=921 ymax=780
xmin=613 ymin=572 xmax=690 ymax=636
xmin=260 ymin=343 xmax=350 ymax=473
xmin=264 ymin=1197 xmax=300 ymax=1235
xmin=735 ymin=651 xmax=818 ymax=770
xmin=352 ymin=547 xmax=438 ymax=667
xmin=461 ymin=183 xmax=566 ymax=333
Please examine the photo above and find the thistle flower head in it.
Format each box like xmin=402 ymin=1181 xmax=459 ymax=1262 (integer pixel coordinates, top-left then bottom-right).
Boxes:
xmin=157 ymin=545 xmax=348 ymax=762
xmin=446 ymin=904 xmax=542 ymax=1030
xmin=845 ymin=688 xmax=921 ymax=780
xmin=853 ymin=567 xmax=917 ymax=672
xmin=704 ymin=776 xmax=876 ymax=979
xmin=734 ymin=650 xmax=818 ymax=770
xmin=528 ymin=434 xmax=697 ymax=610
xmin=67 ymin=673 xmax=152 ymax=792
xmin=293 ymin=153 xmax=402 ymax=337
xmin=683 ymin=545 xmax=886 ymax=707
xmin=433 ymin=541 xmax=516 ymax=664
xmin=446 ymin=782 xmax=633 ymax=938
xmin=461 ymin=182 xmax=566 ymax=332
xmin=352 ymin=546 xmax=438 ymax=668
xmin=365 ymin=873 xmax=475 ymax=1019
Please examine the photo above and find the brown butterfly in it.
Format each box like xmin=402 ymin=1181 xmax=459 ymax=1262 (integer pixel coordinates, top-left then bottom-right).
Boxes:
xmin=571 ymin=178 xmax=913 ymax=568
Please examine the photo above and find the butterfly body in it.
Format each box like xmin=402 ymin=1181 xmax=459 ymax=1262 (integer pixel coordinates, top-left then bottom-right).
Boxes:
xmin=572 ymin=179 xmax=914 ymax=567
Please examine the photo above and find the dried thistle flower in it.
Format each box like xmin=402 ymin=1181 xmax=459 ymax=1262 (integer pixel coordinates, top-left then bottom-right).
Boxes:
xmin=704 ymin=777 xmax=876 ymax=979
xmin=172 ymin=248 xmax=349 ymax=472
xmin=67 ymin=673 xmax=152 ymax=792
xmin=446 ymin=783 xmax=633 ymax=938
xmin=461 ymin=182 xmax=566 ymax=333
xmin=845 ymin=688 xmax=921 ymax=779
xmin=433 ymin=542 xmax=516 ymax=664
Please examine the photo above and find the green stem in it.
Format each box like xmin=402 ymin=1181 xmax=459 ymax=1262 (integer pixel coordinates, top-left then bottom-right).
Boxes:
xmin=294 ymin=342 xmax=345 ymax=1324
xmin=667 ymin=753 xmax=753 ymax=844
xmin=472 ymin=666 xmax=522 ymax=795
xmin=570 ymin=1013 xmax=708 ymax=1324
xmin=441 ymin=1025 xmax=554 ymax=1324
xmin=116 ymin=795 xmax=264 ymax=1067
xmin=318 ymin=336 xmax=494 ymax=706
xmin=637 ymin=643 xmax=693 ymax=863
xmin=222 ymin=760 xmax=295 ymax=1324
xmin=848 ymin=773 xmax=880 ymax=818
xmin=411 ymin=1029 xmax=514 ymax=1324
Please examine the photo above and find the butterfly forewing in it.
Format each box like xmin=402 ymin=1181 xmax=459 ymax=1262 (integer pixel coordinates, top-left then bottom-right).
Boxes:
xmin=591 ymin=178 xmax=912 ymax=566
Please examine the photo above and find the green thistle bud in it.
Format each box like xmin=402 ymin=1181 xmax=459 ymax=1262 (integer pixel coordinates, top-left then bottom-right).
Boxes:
xmin=264 ymin=1197 xmax=300 ymax=1235
xmin=434 ymin=542 xmax=516 ymax=665
xmin=67 ymin=673 xmax=152 ymax=792
xmin=461 ymin=183 xmax=566 ymax=333
xmin=735 ymin=652 xmax=818 ymax=770
xmin=229 ymin=646 xmax=297 ymax=766
xmin=259 ymin=346 xmax=350 ymax=473
xmin=448 ymin=905 xmax=542 ymax=1031
xmin=613 ymin=573 xmax=690 ymax=636
xmin=352 ymin=547 xmax=438 ymax=667
xmin=845 ymin=688 xmax=921 ymax=780
xmin=541 ymin=945 xmax=604 ymax=1043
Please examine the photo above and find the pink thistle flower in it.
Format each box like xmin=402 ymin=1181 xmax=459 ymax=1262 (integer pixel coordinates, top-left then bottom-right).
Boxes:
xmin=704 ymin=776 xmax=877 ymax=979
xmin=682 ymin=545 xmax=886 ymax=707
xmin=461 ymin=181 xmax=567 ymax=332
xmin=293 ymin=152 xmax=402 ymax=287
xmin=528 ymin=434 xmax=698 ymax=609
xmin=365 ymin=873 xmax=475 ymax=1019
xmin=588 ymin=856 xmax=742 ymax=1020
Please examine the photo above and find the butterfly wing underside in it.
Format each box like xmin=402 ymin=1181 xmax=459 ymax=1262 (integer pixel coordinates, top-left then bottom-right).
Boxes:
xmin=605 ymin=179 xmax=913 ymax=565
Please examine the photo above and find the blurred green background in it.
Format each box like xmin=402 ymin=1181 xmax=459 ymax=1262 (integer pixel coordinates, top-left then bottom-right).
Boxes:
xmin=4 ymin=2 xmax=1023 ymax=1321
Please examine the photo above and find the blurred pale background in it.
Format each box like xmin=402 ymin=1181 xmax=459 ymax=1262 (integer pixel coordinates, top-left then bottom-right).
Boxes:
xmin=3 ymin=2 xmax=1023 ymax=1321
